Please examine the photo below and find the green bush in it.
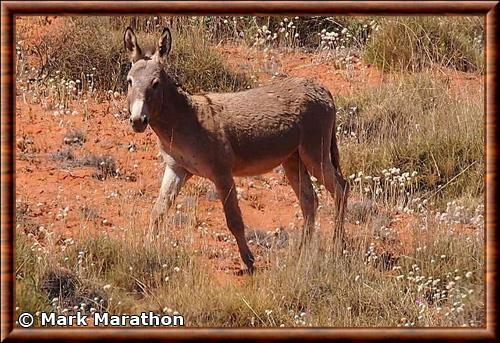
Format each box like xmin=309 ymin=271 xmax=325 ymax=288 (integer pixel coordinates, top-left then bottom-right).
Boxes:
xmin=364 ymin=17 xmax=484 ymax=73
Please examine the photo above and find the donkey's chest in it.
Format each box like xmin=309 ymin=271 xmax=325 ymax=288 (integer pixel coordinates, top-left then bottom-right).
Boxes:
xmin=160 ymin=144 xmax=204 ymax=176
xmin=157 ymin=133 xmax=223 ymax=178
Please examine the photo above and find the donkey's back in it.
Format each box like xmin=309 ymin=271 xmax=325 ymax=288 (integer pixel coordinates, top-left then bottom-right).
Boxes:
xmin=194 ymin=77 xmax=337 ymax=176
xmin=201 ymin=76 xmax=335 ymax=126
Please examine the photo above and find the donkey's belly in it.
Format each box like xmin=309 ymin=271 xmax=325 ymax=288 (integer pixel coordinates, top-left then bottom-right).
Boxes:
xmin=232 ymin=154 xmax=291 ymax=176
xmin=230 ymin=133 xmax=299 ymax=176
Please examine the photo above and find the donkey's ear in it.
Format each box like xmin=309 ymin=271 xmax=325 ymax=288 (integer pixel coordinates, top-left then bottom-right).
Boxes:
xmin=124 ymin=27 xmax=143 ymax=63
xmin=157 ymin=27 xmax=172 ymax=60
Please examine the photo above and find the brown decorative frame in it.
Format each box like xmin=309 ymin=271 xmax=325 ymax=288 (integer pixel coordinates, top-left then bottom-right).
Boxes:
xmin=1 ymin=1 xmax=497 ymax=341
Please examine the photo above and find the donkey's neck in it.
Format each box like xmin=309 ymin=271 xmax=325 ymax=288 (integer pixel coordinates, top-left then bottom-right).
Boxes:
xmin=149 ymin=82 xmax=198 ymax=151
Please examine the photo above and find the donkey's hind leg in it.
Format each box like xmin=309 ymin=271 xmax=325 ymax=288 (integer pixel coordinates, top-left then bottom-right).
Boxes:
xmin=298 ymin=138 xmax=348 ymax=249
xmin=282 ymin=152 xmax=318 ymax=247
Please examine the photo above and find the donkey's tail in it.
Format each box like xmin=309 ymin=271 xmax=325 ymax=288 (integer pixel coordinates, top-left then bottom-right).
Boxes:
xmin=331 ymin=132 xmax=343 ymax=175
xmin=330 ymin=105 xmax=344 ymax=176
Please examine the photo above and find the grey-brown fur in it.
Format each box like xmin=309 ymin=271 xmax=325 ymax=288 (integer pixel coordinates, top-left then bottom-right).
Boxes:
xmin=124 ymin=27 xmax=349 ymax=272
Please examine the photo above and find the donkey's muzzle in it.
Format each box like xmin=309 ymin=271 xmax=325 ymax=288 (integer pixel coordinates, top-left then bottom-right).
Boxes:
xmin=130 ymin=114 xmax=148 ymax=133
xmin=129 ymin=99 xmax=148 ymax=133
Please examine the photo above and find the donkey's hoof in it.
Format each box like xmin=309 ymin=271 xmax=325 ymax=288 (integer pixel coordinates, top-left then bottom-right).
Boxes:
xmin=246 ymin=265 xmax=255 ymax=275
xmin=332 ymin=237 xmax=347 ymax=256
xmin=148 ymin=224 xmax=161 ymax=237
xmin=235 ymin=266 xmax=255 ymax=276
xmin=149 ymin=213 xmax=166 ymax=232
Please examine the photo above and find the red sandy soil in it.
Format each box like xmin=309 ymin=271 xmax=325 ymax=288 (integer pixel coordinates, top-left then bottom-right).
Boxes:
xmin=15 ymin=22 xmax=483 ymax=285
xmin=219 ymin=44 xmax=385 ymax=95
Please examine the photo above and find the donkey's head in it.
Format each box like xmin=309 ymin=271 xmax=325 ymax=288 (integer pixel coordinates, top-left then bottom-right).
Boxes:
xmin=124 ymin=27 xmax=172 ymax=133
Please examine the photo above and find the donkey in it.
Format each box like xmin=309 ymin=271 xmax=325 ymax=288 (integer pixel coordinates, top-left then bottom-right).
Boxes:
xmin=123 ymin=27 xmax=349 ymax=272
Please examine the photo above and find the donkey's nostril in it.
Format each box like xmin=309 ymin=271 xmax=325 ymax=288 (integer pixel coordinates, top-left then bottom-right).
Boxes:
xmin=141 ymin=116 xmax=148 ymax=124
xmin=129 ymin=117 xmax=133 ymax=124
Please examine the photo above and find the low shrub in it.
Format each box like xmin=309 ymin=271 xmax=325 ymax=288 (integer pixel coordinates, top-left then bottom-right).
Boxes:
xmin=20 ymin=16 xmax=251 ymax=93
xmin=364 ymin=17 xmax=484 ymax=73
xmin=336 ymin=72 xmax=484 ymax=201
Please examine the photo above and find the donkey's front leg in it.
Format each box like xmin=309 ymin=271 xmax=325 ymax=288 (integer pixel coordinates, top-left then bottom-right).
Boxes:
xmin=214 ymin=175 xmax=255 ymax=273
xmin=150 ymin=162 xmax=191 ymax=234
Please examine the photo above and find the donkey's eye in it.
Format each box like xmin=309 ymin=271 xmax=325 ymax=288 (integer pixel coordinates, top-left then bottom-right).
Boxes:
xmin=152 ymin=78 xmax=159 ymax=89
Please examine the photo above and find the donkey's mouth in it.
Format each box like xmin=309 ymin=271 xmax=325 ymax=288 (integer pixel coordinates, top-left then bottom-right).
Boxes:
xmin=132 ymin=124 xmax=148 ymax=133
xmin=131 ymin=120 xmax=148 ymax=133
xmin=130 ymin=115 xmax=149 ymax=133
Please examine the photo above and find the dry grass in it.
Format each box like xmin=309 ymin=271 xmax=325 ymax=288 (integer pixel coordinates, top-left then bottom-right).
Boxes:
xmin=364 ymin=17 xmax=484 ymax=73
xmin=63 ymin=129 xmax=86 ymax=146
xmin=336 ymin=71 xmax=484 ymax=204
xmin=16 ymin=194 xmax=484 ymax=327
xmin=16 ymin=16 xmax=251 ymax=94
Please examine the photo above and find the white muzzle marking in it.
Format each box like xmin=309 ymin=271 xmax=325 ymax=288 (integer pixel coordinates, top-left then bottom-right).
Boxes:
xmin=130 ymin=99 xmax=145 ymax=122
